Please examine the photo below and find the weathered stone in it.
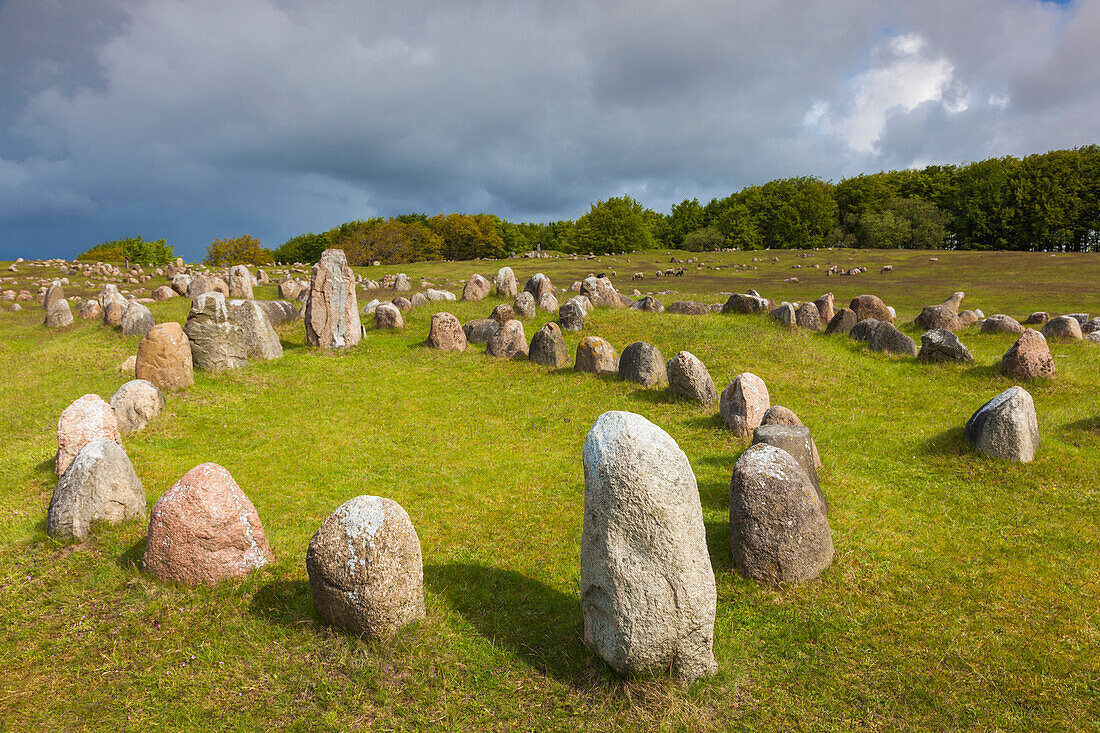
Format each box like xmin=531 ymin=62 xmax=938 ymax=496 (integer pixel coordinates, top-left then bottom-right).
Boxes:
xmin=118 ymin=355 xmax=137 ymax=375
xmin=184 ymin=292 xmax=247 ymax=371
xmin=825 ymin=308 xmax=858 ymax=335
xmin=256 ymin=300 xmax=299 ymax=326
xmin=494 ymin=267 xmax=518 ymax=298
xmin=567 ymin=295 xmax=593 ymax=314
xmin=409 ymin=292 xmax=428 ymax=307
xmin=360 ymin=299 xmax=380 ymax=316
xmin=142 ymin=463 xmax=275 ymax=585
xmin=136 ymin=322 xmax=194 ymax=391
xmin=813 ymin=293 xmax=835 ymax=324
xmin=424 ymin=288 xmax=457 ymax=302
xmin=187 ymin=274 xmax=229 ymax=298
xmin=981 ymin=314 xmax=1025 ymax=335
xmin=462 ymin=318 xmax=500 ymax=344
xmin=461 ymin=274 xmax=491 ymax=301
xmin=666 ymin=351 xmax=718 ymax=406
xmin=391 ymin=296 xmax=412 ymax=311
xmin=121 ymin=301 xmax=155 ymax=337
xmin=850 ymin=294 xmax=893 ymax=323
xmin=1083 ymin=317 xmax=1100 ymax=335
xmin=868 ymin=321 xmax=918 ymax=356
xmin=630 ymin=296 xmax=665 ymax=313
xmin=512 ymin=292 xmax=536 ymax=318
xmin=489 ymin=304 xmax=514 ymax=326
xmin=581 ymin=411 xmax=717 ymax=682
xmin=171 ymin=273 xmax=193 ymax=296
xmin=109 ymin=379 xmax=165 ymax=432
xmin=151 ymin=285 xmax=175 ymax=302
xmin=1041 ymin=315 xmax=1083 ymax=341
xmin=964 ymin=386 xmax=1040 ymax=462
xmin=47 ymin=439 xmax=145 ymax=540
xmin=229 ymin=300 xmax=283 ymax=360
xmin=618 ymin=342 xmax=667 ymax=387
xmin=44 ymin=299 xmax=73 ymax=328
xmin=43 ymin=282 xmax=64 ymax=310
xmin=427 ymin=312 xmax=466 ymax=351
xmin=1024 ymin=311 xmax=1050 ymax=326
xmin=723 ymin=293 xmax=771 ymax=314
xmin=1085 ymin=331 xmax=1100 ymax=345
xmin=228 ymin=265 xmax=253 ymax=299
xmin=374 ymin=302 xmax=404 ymax=330
xmin=668 ymin=301 xmax=710 ymax=316
xmin=761 ymin=406 xmax=801 ymax=426
xmin=1065 ymin=313 xmax=1089 ymax=325
xmin=719 ymin=373 xmax=770 ymax=436
xmin=55 ymin=394 xmax=123 ymax=477
xmin=769 ymin=302 xmax=796 ymax=329
xmin=523 ymin=273 xmax=554 ymax=300
xmin=277 ymin=279 xmax=299 ymax=300
xmin=915 ymin=291 xmax=964 ymax=331
xmin=919 ymin=329 xmax=974 ymax=363
xmin=579 ymin=276 xmax=621 ymax=307
xmin=957 ymin=309 xmax=984 ymax=327
xmin=850 ymin=318 xmax=880 ymax=342
xmin=795 ymin=301 xmax=822 ymax=331
xmin=729 ymin=443 xmax=833 ymax=585
xmin=559 ymin=300 xmax=585 ymax=331
xmin=98 ymin=284 xmax=124 ymax=310
xmin=999 ymin=329 xmax=1056 ymax=380
xmin=529 ymin=322 xmax=570 ymax=368
xmin=575 ymin=336 xmax=619 ymax=376
xmin=305 ymin=249 xmax=361 ymax=349
xmin=486 ymin=320 xmax=528 ymax=359
xmin=751 ymin=425 xmax=826 ymax=511
xmin=77 ymin=300 xmax=103 ymax=320
xmin=537 ymin=291 xmax=559 ymax=312
xmin=306 ymin=496 xmax=425 ymax=637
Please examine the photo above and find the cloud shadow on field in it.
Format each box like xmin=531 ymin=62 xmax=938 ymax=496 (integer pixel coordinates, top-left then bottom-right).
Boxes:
xmin=250 ymin=579 xmax=318 ymax=630
xmin=424 ymin=562 xmax=592 ymax=685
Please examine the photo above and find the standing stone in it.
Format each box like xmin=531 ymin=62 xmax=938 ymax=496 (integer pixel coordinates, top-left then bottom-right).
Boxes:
xmin=825 ymin=308 xmax=858 ymax=335
xmin=999 ymin=329 xmax=1056 ymax=380
xmin=495 ymin=267 xmax=518 ymax=298
xmin=795 ymin=301 xmax=822 ymax=331
xmin=55 ymin=394 xmax=123 ymax=477
xmin=489 ymin=304 xmax=514 ymax=326
xmin=109 ymin=379 xmax=165 ymax=432
xmin=667 ymin=351 xmax=718 ymax=406
xmin=575 ymin=336 xmax=619 ymax=376
xmin=104 ymin=300 xmax=127 ymax=328
xmin=44 ymin=299 xmax=73 ymax=328
xmin=391 ymin=296 xmax=412 ymax=311
xmin=121 ymin=302 xmax=155 ymax=337
xmin=46 ymin=439 xmax=146 ymax=540
xmin=184 ymin=292 xmax=247 ymax=371
xmin=850 ymin=294 xmax=894 ymax=323
xmin=981 ymin=314 xmax=1025 ymax=334
xmin=918 ymin=329 xmax=974 ymax=363
xmin=915 ymin=291 xmax=964 ymax=331
xmin=579 ymin=276 xmax=620 ymax=307
xmin=559 ymin=300 xmax=585 ymax=331
xmin=512 ymin=292 xmax=536 ymax=319
xmin=537 ymin=291 xmax=559 ymax=313
xmin=486 ymin=320 xmax=528 ymax=360
xmin=277 ymin=279 xmax=299 ymax=301
xmin=581 ymin=411 xmax=717 ymax=682
xmin=305 ymin=249 xmax=361 ymax=349
xmin=136 ymin=322 xmax=194 ymax=391
xmin=719 ymin=373 xmax=770 ymax=436
xmin=98 ymin=284 xmax=124 ymax=310
xmin=729 ymin=443 xmax=833 ymax=585
xmin=1041 ymin=315 xmax=1083 ymax=341
xmin=229 ymin=300 xmax=283 ymax=360
xmin=630 ymin=296 xmax=665 ymax=313
xmin=187 ymin=274 xmax=229 ymax=298
xmin=769 ymin=302 xmax=796 ymax=329
xmin=618 ymin=342 xmax=667 ymax=387
xmin=461 ymin=274 xmax=491 ymax=301
xmin=813 ymin=293 xmax=835 ymax=325
xmin=529 ymin=322 xmax=570 ymax=368
xmin=462 ymin=318 xmax=499 ymax=344
xmin=77 ymin=300 xmax=103 ymax=320
xmin=171 ymin=273 xmax=193 ymax=296
xmin=751 ymin=425 xmax=826 ymax=511
xmin=306 ymin=496 xmax=425 ymax=637
xmin=142 ymin=463 xmax=275 ymax=585
xmin=228 ymin=265 xmax=254 ymax=299
xmin=43 ymin=282 xmax=64 ymax=310
xmin=392 ymin=273 xmax=411 ymax=291
xmin=151 ymin=286 xmax=175 ymax=302
xmin=427 ymin=312 xmax=466 ymax=351
xmin=523 ymin=273 xmax=554 ymax=300
xmin=374 ymin=302 xmax=404 ymax=330
xmin=964 ymin=386 xmax=1040 ymax=462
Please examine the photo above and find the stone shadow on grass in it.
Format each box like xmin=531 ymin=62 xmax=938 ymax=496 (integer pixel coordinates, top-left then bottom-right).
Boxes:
xmin=920 ymin=426 xmax=969 ymax=457
xmin=423 ymin=562 xmax=593 ymax=685
xmin=1063 ymin=416 xmax=1100 ymax=433
xmin=250 ymin=579 xmax=318 ymax=630
xmin=116 ymin=536 xmax=146 ymax=570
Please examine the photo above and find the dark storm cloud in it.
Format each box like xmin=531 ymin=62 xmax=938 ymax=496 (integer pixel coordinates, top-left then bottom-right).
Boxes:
xmin=0 ymin=0 xmax=1096 ymax=259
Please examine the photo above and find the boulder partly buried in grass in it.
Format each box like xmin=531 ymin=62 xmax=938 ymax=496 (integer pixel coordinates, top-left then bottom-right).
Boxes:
xmin=918 ymin=329 xmax=974 ymax=363
xmin=109 ymin=379 xmax=165 ymax=433
xmin=719 ymin=373 xmax=770 ymax=436
xmin=964 ymin=386 xmax=1040 ymax=462
xmin=529 ymin=322 xmax=570 ymax=368
xmin=667 ymin=351 xmax=718 ymax=406
xmin=999 ymin=329 xmax=1055 ymax=380
xmin=618 ymin=341 xmax=666 ymax=387
xmin=575 ymin=336 xmax=619 ymax=376
xmin=47 ymin=438 xmax=146 ymax=540
xmin=427 ymin=312 xmax=466 ymax=351
xmin=486 ymin=320 xmax=528 ymax=360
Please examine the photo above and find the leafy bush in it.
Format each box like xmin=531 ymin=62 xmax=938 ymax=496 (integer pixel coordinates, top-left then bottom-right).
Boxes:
xmin=78 ymin=236 xmax=175 ymax=265
xmin=204 ymin=235 xmax=273 ymax=266
xmin=271 ymin=232 xmax=332 ymax=264
xmin=681 ymin=226 xmax=725 ymax=252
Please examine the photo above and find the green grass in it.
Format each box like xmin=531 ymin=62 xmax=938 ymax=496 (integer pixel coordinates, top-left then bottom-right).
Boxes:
xmin=0 ymin=249 xmax=1098 ymax=731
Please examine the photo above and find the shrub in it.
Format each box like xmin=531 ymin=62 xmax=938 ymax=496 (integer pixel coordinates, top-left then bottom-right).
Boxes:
xmin=204 ymin=235 xmax=273 ymax=267
xmin=78 ymin=236 xmax=175 ymax=265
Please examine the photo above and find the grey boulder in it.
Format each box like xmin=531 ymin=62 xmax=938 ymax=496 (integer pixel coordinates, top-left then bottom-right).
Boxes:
xmin=46 ymin=439 xmax=146 ymax=540
xmin=964 ymin=386 xmax=1040 ymax=462
xmin=109 ymin=379 xmax=166 ymax=432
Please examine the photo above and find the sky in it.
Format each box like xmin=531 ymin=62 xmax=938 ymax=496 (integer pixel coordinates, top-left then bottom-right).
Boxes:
xmin=0 ymin=0 xmax=1097 ymax=261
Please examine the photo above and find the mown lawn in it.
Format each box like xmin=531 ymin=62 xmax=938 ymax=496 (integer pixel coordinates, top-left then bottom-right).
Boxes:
xmin=0 ymin=249 xmax=1097 ymax=731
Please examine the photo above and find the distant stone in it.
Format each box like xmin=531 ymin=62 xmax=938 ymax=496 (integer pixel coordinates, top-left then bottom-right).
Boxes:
xmin=121 ymin=302 xmax=155 ymax=337
xmin=529 ymin=322 xmax=570 ymax=368
xmin=1041 ymin=315 xmax=1083 ymax=341
xmin=915 ymin=291 xmax=964 ymax=332
xmin=462 ymin=318 xmax=499 ymax=344
xmin=391 ymin=296 xmax=411 ymax=311
xmin=618 ymin=341 xmax=667 ymax=387
xmin=44 ymin=299 xmax=73 ymax=328
xmin=109 ymin=379 xmax=165 ymax=432
xmin=410 ymin=292 xmax=428 ymax=307
xmin=228 ymin=265 xmax=253 ymax=299
xmin=850 ymin=294 xmax=893 ymax=323
xmin=425 ymin=288 xmax=457 ymax=302
xmin=730 ymin=443 xmax=833 ymax=585
xmin=769 ymin=302 xmax=796 ymax=329
xmin=795 ymin=301 xmax=822 ymax=331
xmin=1085 ymin=331 xmax=1100 ymax=345
xmin=825 ymin=308 xmax=858 ymax=335
xmin=723 ymin=293 xmax=770 ymax=314
xmin=306 ymin=495 xmax=425 ymax=637
xmin=393 ymin=273 xmax=411 ymax=291
xmin=918 ymin=329 xmax=974 ymax=363
xmin=575 ymin=336 xmax=619 ymax=376
xmin=188 ymin=274 xmax=228 ymax=298
xmin=1024 ymin=311 xmax=1049 ymax=326
xmin=77 ymin=300 xmax=102 ymax=320
xmin=142 ymin=463 xmax=275 ymax=586
xmin=229 ymin=300 xmax=283 ymax=360
xmin=666 ymin=351 xmax=718 ymax=406
xmin=489 ymin=304 xmax=514 ymax=325
xmin=374 ymin=302 xmax=404 ymax=330
xmin=118 ymin=355 xmax=137 ymax=375
xmin=512 ymin=292 xmax=536 ymax=318
xmin=184 ymin=292 xmax=248 ymax=371
xmin=579 ymin=276 xmax=621 ymax=307
xmin=151 ymin=285 xmax=175 ymax=302
xmin=719 ymin=373 xmax=770 ymax=436
xmin=537 ymin=291 xmax=559 ymax=312
xmin=136 ymin=322 xmax=194 ymax=391
xmin=461 ymin=274 xmax=491 ymax=301
xmin=523 ymin=273 xmax=554 ymax=300
xmin=1064 ymin=313 xmax=1089 ymax=325
xmin=172 ymin=273 xmax=193 ymax=296
xmin=47 ymin=439 xmax=145 ymax=540
xmin=581 ymin=411 xmax=717 ymax=682
xmin=751 ymin=425 xmax=826 ymax=511
xmin=981 ymin=314 xmax=1025 ymax=335
xmin=813 ymin=292 xmax=835 ymax=324
xmin=999 ymin=328 xmax=1055 ymax=380
xmin=964 ymin=386 xmax=1040 ymax=462
xmin=494 ymin=267 xmax=518 ymax=298
xmin=305 ymin=249 xmax=361 ymax=349
xmin=559 ymin=300 xmax=585 ymax=331
xmin=486 ymin=320 xmax=528 ymax=360
xmin=1083 ymin=317 xmax=1100 ymax=335
xmin=957 ymin=309 xmax=984 ymax=327
xmin=359 ymin=298 xmax=380 ymax=316
xmin=630 ymin=296 xmax=665 ymax=313
xmin=427 ymin=312 xmax=466 ymax=351
xmin=55 ymin=394 xmax=122 ymax=477
xmin=668 ymin=301 xmax=710 ymax=316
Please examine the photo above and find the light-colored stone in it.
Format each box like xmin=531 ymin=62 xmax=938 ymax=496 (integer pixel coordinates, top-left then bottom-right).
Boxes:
xmin=575 ymin=336 xmax=619 ymax=376
xmin=136 ymin=322 xmax=194 ymax=391
xmin=109 ymin=379 xmax=165 ymax=432
xmin=494 ymin=267 xmax=518 ymax=298
xmin=667 ymin=351 xmax=718 ymax=406
xmin=47 ymin=439 xmax=145 ymax=540
xmin=1041 ymin=315 xmax=1083 ymax=341
xmin=426 ymin=312 xmax=466 ymax=351
xmin=374 ymin=302 xmax=404 ymax=330
xmin=719 ymin=373 xmax=770 ymax=436
xmin=184 ymin=292 xmax=247 ymax=371
xmin=229 ymin=300 xmax=283 ymax=360
xmin=849 ymin=294 xmax=893 ymax=323
xmin=305 ymin=249 xmax=361 ymax=349
xmin=461 ymin=274 xmax=491 ymax=301
xmin=228 ymin=265 xmax=253 ymax=299
xmin=486 ymin=320 xmax=528 ymax=360
xmin=56 ymin=394 xmax=122 ymax=477
xmin=121 ymin=302 xmax=155 ymax=337
xmin=44 ymin=299 xmax=73 ymax=328
xmin=964 ymin=386 xmax=1040 ymax=462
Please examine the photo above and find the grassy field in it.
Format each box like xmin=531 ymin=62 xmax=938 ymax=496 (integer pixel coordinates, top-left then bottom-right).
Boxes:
xmin=0 ymin=248 xmax=1097 ymax=731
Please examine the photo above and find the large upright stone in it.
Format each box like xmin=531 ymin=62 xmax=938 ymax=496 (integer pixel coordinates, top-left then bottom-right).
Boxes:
xmin=495 ymin=266 xmax=518 ymax=298
xmin=529 ymin=322 xmax=570 ymax=368
xmin=825 ymin=308 xmax=858 ymax=335
xmin=277 ymin=279 xmax=300 ymax=301
xmin=512 ymin=292 xmax=536 ymax=319
xmin=559 ymin=300 xmax=585 ymax=331
xmin=228 ymin=265 xmax=254 ymax=299
xmin=44 ymin=299 xmax=73 ymax=328
xmin=55 ymin=394 xmax=123 ymax=477
xmin=964 ymin=386 xmax=1040 ymax=462
xmin=426 ymin=312 xmax=466 ymax=351
xmin=121 ymin=302 xmax=155 ymax=337
xmin=575 ymin=336 xmax=619 ymax=376
xmin=795 ymin=302 xmax=822 ymax=331
xmin=461 ymin=274 xmax=491 ymax=301
xmin=751 ymin=425 xmax=826 ymax=511
xmin=770 ymin=302 xmax=796 ymax=329
xmin=305 ymin=249 xmax=361 ymax=349
xmin=999 ymin=329 xmax=1055 ymax=380
xmin=486 ymin=320 xmax=528 ymax=360
xmin=97 ymin=284 xmax=125 ymax=310
xmin=719 ymin=373 xmax=770 ymax=436
xmin=142 ymin=463 xmax=275 ymax=586
xmin=109 ymin=379 xmax=165 ymax=432
xmin=47 ymin=439 xmax=145 ymax=540
xmin=171 ymin=273 xmax=193 ymax=296
xmin=915 ymin=291 xmax=964 ymax=331
xmin=229 ymin=300 xmax=283 ymax=360
xmin=306 ymin=496 xmax=425 ymax=637
xmin=374 ymin=302 xmax=404 ymax=330
xmin=184 ymin=292 xmax=247 ymax=371
xmin=813 ymin=293 xmax=835 ymax=325
xmin=537 ymin=291 xmax=559 ymax=313
xmin=729 ymin=443 xmax=833 ymax=585
xmin=43 ymin=281 xmax=64 ymax=310
xmin=579 ymin=276 xmax=620 ymax=307
xmin=581 ymin=411 xmax=717 ymax=682
xmin=667 ymin=351 xmax=718 ymax=406
xmin=136 ymin=322 xmax=194 ymax=391
xmin=618 ymin=342 xmax=667 ymax=387
xmin=523 ymin=273 xmax=554 ymax=300
xmin=850 ymin=294 xmax=893 ymax=323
